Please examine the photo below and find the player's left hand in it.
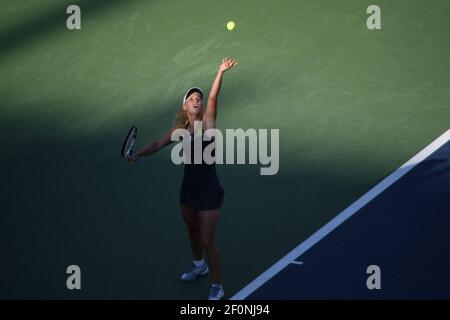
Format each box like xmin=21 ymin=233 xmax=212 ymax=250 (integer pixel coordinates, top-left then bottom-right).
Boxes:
xmin=219 ymin=58 xmax=238 ymax=73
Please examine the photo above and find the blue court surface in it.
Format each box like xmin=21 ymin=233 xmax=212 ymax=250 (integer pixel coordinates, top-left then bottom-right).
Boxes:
xmin=231 ymin=129 xmax=450 ymax=300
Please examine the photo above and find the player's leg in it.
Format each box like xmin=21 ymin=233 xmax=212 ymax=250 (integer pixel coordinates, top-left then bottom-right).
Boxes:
xmin=198 ymin=209 xmax=221 ymax=284
xmin=199 ymin=209 xmax=224 ymax=299
xmin=179 ymin=204 xmax=209 ymax=281
xmin=180 ymin=204 xmax=202 ymax=260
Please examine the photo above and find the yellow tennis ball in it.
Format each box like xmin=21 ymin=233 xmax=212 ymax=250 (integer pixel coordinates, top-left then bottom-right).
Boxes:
xmin=227 ymin=21 xmax=235 ymax=31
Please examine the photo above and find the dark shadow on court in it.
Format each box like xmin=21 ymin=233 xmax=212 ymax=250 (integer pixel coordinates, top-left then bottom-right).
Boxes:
xmin=0 ymin=94 xmax=372 ymax=299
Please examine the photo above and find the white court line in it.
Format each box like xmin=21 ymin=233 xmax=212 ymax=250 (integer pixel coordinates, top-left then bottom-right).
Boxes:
xmin=230 ymin=129 xmax=450 ymax=300
xmin=290 ymin=261 xmax=303 ymax=265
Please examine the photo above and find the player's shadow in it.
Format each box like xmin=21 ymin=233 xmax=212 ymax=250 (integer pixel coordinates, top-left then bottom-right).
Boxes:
xmin=0 ymin=0 xmax=137 ymax=57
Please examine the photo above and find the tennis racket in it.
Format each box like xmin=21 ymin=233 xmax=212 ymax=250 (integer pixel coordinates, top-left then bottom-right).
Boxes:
xmin=121 ymin=126 xmax=138 ymax=163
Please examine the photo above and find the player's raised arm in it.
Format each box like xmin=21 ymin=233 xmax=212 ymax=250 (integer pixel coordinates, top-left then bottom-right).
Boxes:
xmin=203 ymin=58 xmax=238 ymax=128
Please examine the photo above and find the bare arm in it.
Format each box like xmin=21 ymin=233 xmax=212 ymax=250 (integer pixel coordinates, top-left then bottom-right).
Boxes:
xmin=128 ymin=128 xmax=176 ymax=162
xmin=203 ymin=58 xmax=238 ymax=127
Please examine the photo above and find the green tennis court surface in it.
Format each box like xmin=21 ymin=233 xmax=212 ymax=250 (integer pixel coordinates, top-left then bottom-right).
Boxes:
xmin=1 ymin=0 xmax=449 ymax=299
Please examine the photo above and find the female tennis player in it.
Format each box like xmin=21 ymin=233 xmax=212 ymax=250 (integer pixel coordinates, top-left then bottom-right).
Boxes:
xmin=128 ymin=58 xmax=238 ymax=300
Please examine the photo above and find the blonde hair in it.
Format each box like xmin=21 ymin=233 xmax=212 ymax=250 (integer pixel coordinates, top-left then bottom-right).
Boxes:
xmin=173 ymin=103 xmax=204 ymax=129
xmin=173 ymin=105 xmax=189 ymax=129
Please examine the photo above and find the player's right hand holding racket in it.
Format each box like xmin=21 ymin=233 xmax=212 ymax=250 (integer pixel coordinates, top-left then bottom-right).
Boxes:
xmin=127 ymin=152 xmax=139 ymax=163
xmin=121 ymin=126 xmax=139 ymax=164
xmin=122 ymin=125 xmax=175 ymax=164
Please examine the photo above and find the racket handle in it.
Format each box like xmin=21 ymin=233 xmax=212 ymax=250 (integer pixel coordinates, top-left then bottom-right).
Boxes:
xmin=128 ymin=150 xmax=135 ymax=164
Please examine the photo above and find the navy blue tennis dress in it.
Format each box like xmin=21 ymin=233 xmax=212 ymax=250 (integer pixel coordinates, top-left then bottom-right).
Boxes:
xmin=179 ymin=130 xmax=225 ymax=210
